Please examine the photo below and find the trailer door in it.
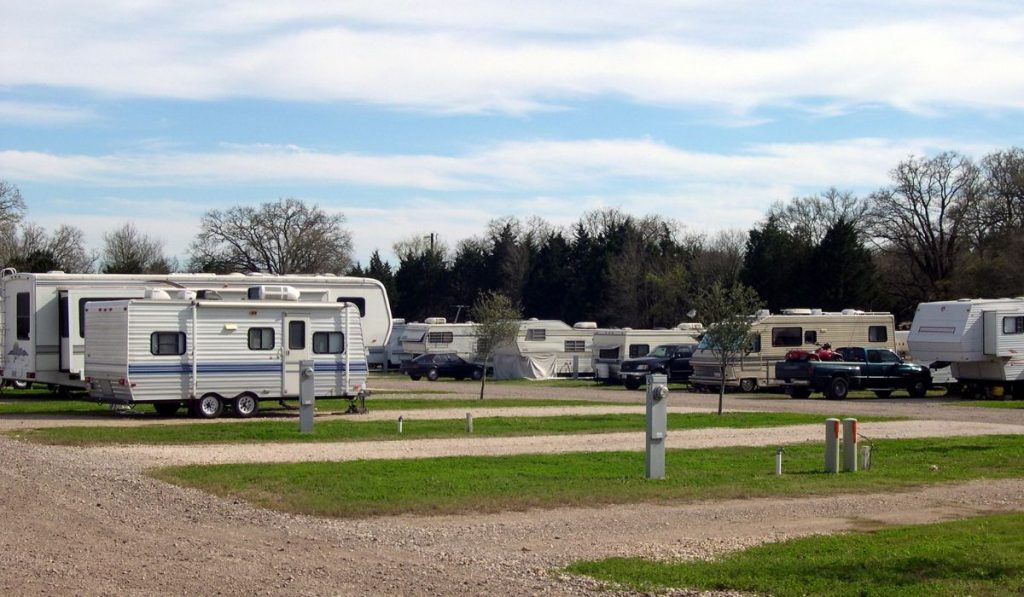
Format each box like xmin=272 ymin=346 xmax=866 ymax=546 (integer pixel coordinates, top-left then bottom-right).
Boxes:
xmin=282 ymin=315 xmax=310 ymax=397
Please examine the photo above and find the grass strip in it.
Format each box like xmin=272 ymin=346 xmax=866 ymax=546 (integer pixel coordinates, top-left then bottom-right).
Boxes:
xmin=149 ymin=435 xmax=1022 ymax=519
xmin=567 ymin=512 xmax=1024 ymax=597
xmin=12 ymin=412 xmax=874 ymax=446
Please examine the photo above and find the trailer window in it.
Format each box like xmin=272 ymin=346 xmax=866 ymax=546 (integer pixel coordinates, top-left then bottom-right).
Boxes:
xmin=1003 ymin=316 xmax=1024 ymax=334
xmin=804 ymin=330 xmax=817 ymax=344
xmin=564 ymin=340 xmax=586 ymax=353
xmin=526 ymin=329 xmax=546 ymax=341
xmin=288 ymin=321 xmax=306 ymax=349
xmin=313 ymin=332 xmax=345 ymax=354
xmin=150 ymin=332 xmax=186 ymax=355
xmin=427 ymin=331 xmax=453 ymax=344
xmin=628 ymin=344 xmax=649 ymax=358
xmin=868 ymin=326 xmax=888 ymax=342
xmin=248 ymin=327 xmax=275 ymax=350
xmin=599 ymin=347 xmax=620 ymax=359
xmin=771 ymin=327 xmax=802 ymax=347
xmin=336 ymin=297 xmax=366 ymax=317
xmin=16 ymin=292 xmax=30 ymax=340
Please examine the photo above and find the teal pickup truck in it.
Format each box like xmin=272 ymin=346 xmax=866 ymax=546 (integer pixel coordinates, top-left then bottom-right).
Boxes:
xmin=774 ymin=346 xmax=931 ymax=400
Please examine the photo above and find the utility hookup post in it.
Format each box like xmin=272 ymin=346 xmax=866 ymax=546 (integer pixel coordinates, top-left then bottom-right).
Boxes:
xmin=645 ymin=373 xmax=668 ymax=479
xmin=299 ymin=360 xmax=315 ymax=433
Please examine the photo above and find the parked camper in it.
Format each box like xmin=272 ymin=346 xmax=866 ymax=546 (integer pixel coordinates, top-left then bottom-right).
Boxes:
xmin=399 ymin=318 xmax=481 ymax=362
xmin=907 ymin=298 xmax=1024 ymax=399
xmin=1 ymin=271 xmax=390 ymax=390
xmin=592 ymin=323 xmax=704 ymax=382
xmin=367 ymin=318 xmax=413 ymax=370
xmin=492 ymin=320 xmax=598 ymax=379
xmin=84 ymin=294 xmax=366 ymax=417
xmin=896 ymin=329 xmax=956 ymax=389
xmin=690 ymin=308 xmax=896 ymax=392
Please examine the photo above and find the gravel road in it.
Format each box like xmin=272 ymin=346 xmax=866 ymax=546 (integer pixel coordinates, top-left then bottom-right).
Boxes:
xmin=3 ymin=379 xmax=1024 ymax=595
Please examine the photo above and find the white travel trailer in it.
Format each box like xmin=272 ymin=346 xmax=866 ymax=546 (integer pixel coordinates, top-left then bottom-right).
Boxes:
xmin=492 ymin=320 xmax=599 ymax=380
xmin=907 ymin=298 xmax=1024 ymax=398
xmin=367 ymin=318 xmax=413 ymax=369
xmin=896 ymin=329 xmax=955 ymax=388
xmin=690 ymin=308 xmax=896 ymax=392
xmin=400 ymin=318 xmax=481 ymax=361
xmin=592 ymin=323 xmax=705 ymax=382
xmin=84 ymin=293 xmax=366 ymax=417
xmin=1 ymin=271 xmax=390 ymax=390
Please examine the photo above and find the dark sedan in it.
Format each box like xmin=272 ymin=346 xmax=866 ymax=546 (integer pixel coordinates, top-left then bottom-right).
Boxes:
xmin=401 ymin=353 xmax=484 ymax=381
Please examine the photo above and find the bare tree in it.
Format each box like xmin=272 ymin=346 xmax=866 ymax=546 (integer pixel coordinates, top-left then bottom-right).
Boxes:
xmin=767 ymin=188 xmax=869 ymax=244
xmin=102 ymin=222 xmax=174 ymax=274
xmin=0 ymin=180 xmax=27 ymax=230
xmin=188 ymin=198 xmax=353 ymax=274
xmin=471 ymin=291 xmax=521 ymax=400
xmin=866 ymin=152 xmax=983 ymax=301
xmin=2 ymin=222 xmax=94 ymax=273
xmin=692 ymin=282 xmax=763 ymax=415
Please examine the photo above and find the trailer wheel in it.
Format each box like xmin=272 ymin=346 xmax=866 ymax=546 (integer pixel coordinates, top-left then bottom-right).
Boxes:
xmin=193 ymin=393 xmax=224 ymax=419
xmin=738 ymin=378 xmax=758 ymax=393
xmin=153 ymin=401 xmax=180 ymax=417
xmin=908 ymin=380 xmax=928 ymax=398
xmin=826 ymin=377 xmax=849 ymax=400
xmin=426 ymin=368 xmax=439 ymax=382
xmin=232 ymin=393 xmax=259 ymax=418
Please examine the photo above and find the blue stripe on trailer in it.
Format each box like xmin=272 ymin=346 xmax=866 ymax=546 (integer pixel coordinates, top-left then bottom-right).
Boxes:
xmin=127 ymin=361 xmax=369 ymax=375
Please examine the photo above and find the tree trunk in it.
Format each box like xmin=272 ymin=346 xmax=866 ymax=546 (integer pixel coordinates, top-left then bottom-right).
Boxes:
xmin=479 ymin=355 xmax=488 ymax=400
xmin=718 ymin=365 xmax=725 ymax=415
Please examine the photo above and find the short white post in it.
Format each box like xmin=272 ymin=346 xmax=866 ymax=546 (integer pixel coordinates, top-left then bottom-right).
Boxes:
xmin=861 ymin=444 xmax=872 ymax=470
xmin=775 ymin=447 xmax=784 ymax=475
xmin=397 ymin=415 xmax=404 ymax=434
xmin=842 ymin=418 xmax=858 ymax=472
xmin=465 ymin=412 xmax=473 ymax=433
xmin=824 ymin=418 xmax=840 ymax=473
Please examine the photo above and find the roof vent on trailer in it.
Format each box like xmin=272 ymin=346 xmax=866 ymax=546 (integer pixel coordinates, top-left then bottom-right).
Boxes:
xmin=392 ymin=318 xmax=406 ymax=324
xmin=781 ymin=308 xmax=813 ymax=315
xmin=247 ymin=285 xmax=301 ymax=301
xmin=145 ymin=288 xmax=172 ymax=300
xmin=754 ymin=309 xmax=771 ymax=319
xmin=573 ymin=321 xmax=598 ymax=329
xmin=424 ymin=317 xmax=447 ymax=324
xmin=177 ymin=290 xmax=197 ymax=300
xmin=841 ymin=308 xmax=865 ymax=315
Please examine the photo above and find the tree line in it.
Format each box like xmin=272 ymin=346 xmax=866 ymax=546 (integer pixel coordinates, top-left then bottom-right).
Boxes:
xmin=2 ymin=147 xmax=1022 ymax=324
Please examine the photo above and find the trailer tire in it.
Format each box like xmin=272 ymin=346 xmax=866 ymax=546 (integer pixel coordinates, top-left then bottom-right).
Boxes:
xmin=153 ymin=401 xmax=180 ymax=416
xmin=738 ymin=378 xmax=758 ymax=393
xmin=826 ymin=377 xmax=849 ymax=400
xmin=471 ymin=369 xmax=483 ymax=381
xmin=232 ymin=393 xmax=259 ymax=418
xmin=426 ymin=369 xmax=439 ymax=382
xmin=193 ymin=393 xmax=224 ymax=419
xmin=908 ymin=380 xmax=928 ymax=398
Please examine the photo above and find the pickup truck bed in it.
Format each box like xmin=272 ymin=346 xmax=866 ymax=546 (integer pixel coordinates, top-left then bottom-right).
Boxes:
xmin=775 ymin=346 xmax=931 ymax=400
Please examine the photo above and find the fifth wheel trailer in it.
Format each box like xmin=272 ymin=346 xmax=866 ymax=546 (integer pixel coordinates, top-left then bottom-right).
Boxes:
xmin=84 ymin=293 xmax=366 ymax=417
xmin=907 ymin=298 xmax=1024 ymax=399
xmin=1 ymin=271 xmax=390 ymax=390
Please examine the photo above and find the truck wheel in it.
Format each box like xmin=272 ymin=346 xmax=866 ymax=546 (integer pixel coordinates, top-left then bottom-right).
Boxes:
xmin=738 ymin=378 xmax=757 ymax=393
xmin=873 ymin=390 xmax=892 ymax=399
xmin=826 ymin=377 xmax=849 ymax=400
xmin=232 ymin=393 xmax=259 ymax=418
xmin=789 ymin=387 xmax=811 ymax=399
xmin=623 ymin=379 xmax=642 ymax=391
xmin=153 ymin=401 xmax=180 ymax=416
xmin=193 ymin=393 xmax=224 ymax=419
xmin=426 ymin=368 xmax=439 ymax=381
xmin=908 ymin=381 xmax=928 ymax=398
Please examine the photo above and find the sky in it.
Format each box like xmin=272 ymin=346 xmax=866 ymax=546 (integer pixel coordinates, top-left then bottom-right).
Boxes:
xmin=2 ymin=1 xmax=1024 ymax=267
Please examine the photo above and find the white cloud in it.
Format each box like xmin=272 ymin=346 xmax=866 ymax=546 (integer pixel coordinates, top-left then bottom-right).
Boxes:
xmin=0 ymin=101 xmax=97 ymax=125
xmin=3 ymin=2 xmax=1023 ymax=114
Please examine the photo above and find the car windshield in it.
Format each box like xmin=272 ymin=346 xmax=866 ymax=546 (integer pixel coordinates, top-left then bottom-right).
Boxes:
xmin=646 ymin=345 xmax=673 ymax=358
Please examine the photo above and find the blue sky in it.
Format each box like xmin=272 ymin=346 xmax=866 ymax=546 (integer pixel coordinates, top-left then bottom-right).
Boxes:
xmin=2 ymin=1 xmax=1023 ymax=266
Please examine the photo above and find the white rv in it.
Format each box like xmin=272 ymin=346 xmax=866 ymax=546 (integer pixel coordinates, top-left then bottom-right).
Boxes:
xmin=907 ymin=298 xmax=1024 ymax=399
xmin=84 ymin=293 xmax=366 ymax=418
xmin=896 ymin=329 xmax=955 ymax=388
xmin=1 ymin=271 xmax=390 ymax=390
xmin=690 ymin=308 xmax=896 ymax=392
xmin=399 ymin=318 xmax=481 ymax=362
xmin=592 ymin=323 xmax=705 ymax=382
xmin=367 ymin=318 xmax=413 ymax=369
xmin=492 ymin=320 xmax=599 ymax=380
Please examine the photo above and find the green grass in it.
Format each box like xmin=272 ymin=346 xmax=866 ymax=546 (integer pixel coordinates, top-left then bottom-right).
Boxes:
xmin=150 ymin=435 xmax=1023 ymax=519
xmin=567 ymin=513 xmax=1024 ymax=596
xmin=952 ymin=400 xmax=1024 ymax=409
xmin=13 ymin=412 xmax=873 ymax=446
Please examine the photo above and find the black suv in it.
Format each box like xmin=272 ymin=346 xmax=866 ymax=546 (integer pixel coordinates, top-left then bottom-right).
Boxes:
xmin=618 ymin=343 xmax=697 ymax=390
xmin=401 ymin=353 xmax=484 ymax=381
